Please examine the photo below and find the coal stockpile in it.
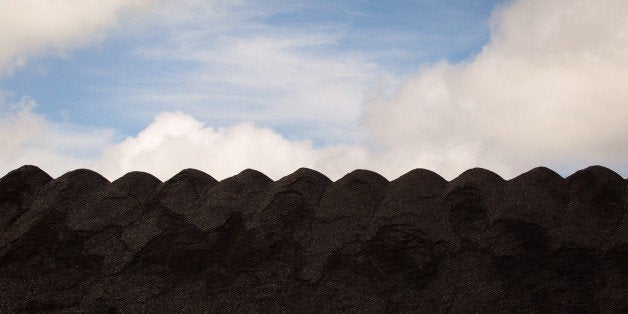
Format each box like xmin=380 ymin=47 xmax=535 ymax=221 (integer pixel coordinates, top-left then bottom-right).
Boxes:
xmin=0 ymin=165 xmax=626 ymax=312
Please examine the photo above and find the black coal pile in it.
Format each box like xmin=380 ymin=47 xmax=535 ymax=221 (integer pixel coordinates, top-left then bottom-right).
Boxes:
xmin=0 ymin=165 xmax=625 ymax=312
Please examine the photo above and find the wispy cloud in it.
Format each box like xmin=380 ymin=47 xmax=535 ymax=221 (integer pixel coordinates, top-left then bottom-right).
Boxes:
xmin=111 ymin=0 xmax=395 ymax=144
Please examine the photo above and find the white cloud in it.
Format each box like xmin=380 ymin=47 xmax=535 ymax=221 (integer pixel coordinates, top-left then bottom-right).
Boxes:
xmin=0 ymin=0 xmax=150 ymax=74
xmin=0 ymin=104 xmax=370 ymax=181
xmin=363 ymin=0 xmax=628 ymax=178
xmin=0 ymin=97 xmax=116 ymax=178
xmin=95 ymin=111 xmax=367 ymax=181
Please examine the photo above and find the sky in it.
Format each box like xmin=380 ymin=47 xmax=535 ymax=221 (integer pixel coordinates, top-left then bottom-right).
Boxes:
xmin=1 ymin=0 xmax=627 ymax=181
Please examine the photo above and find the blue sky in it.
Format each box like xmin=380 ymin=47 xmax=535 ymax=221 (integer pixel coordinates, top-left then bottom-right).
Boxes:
xmin=1 ymin=0 xmax=501 ymax=137
xmin=1 ymin=0 xmax=627 ymax=180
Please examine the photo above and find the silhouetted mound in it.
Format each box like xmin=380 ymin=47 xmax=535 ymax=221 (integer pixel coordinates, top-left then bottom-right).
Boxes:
xmin=0 ymin=166 xmax=625 ymax=312
xmin=449 ymin=167 xmax=505 ymax=189
xmin=511 ymin=166 xmax=563 ymax=185
xmin=0 ymin=166 xmax=52 ymax=233
xmin=111 ymin=171 xmax=162 ymax=203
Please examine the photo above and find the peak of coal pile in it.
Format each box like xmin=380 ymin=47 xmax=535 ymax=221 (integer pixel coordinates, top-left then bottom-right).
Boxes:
xmin=0 ymin=165 xmax=625 ymax=312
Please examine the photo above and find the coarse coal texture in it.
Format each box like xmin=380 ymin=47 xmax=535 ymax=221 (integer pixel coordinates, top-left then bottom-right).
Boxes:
xmin=0 ymin=165 xmax=626 ymax=312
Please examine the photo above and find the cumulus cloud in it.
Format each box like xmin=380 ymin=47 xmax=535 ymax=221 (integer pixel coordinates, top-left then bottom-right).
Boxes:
xmin=364 ymin=0 xmax=628 ymax=178
xmin=0 ymin=98 xmax=116 ymax=177
xmin=0 ymin=0 xmax=150 ymax=74
xmin=0 ymin=105 xmax=368 ymax=181
xmin=95 ymin=111 xmax=368 ymax=181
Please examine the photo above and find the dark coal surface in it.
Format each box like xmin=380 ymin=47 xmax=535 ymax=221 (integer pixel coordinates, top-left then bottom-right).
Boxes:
xmin=0 ymin=165 xmax=625 ymax=312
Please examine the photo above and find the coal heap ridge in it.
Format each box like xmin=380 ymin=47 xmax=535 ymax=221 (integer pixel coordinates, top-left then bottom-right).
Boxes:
xmin=0 ymin=165 xmax=626 ymax=312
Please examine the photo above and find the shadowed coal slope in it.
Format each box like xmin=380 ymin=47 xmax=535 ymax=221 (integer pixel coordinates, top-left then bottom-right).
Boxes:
xmin=0 ymin=166 xmax=626 ymax=312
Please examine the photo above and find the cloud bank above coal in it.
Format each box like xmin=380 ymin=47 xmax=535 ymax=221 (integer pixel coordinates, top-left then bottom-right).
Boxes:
xmin=364 ymin=0 xmax=628 ymax=178
xmin=1 ymin=0 xmax=627 ymax=180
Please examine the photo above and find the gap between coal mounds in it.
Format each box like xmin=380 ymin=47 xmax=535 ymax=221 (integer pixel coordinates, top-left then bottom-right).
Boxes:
xmin=0 ymin=165 xmax=626 ymax=312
